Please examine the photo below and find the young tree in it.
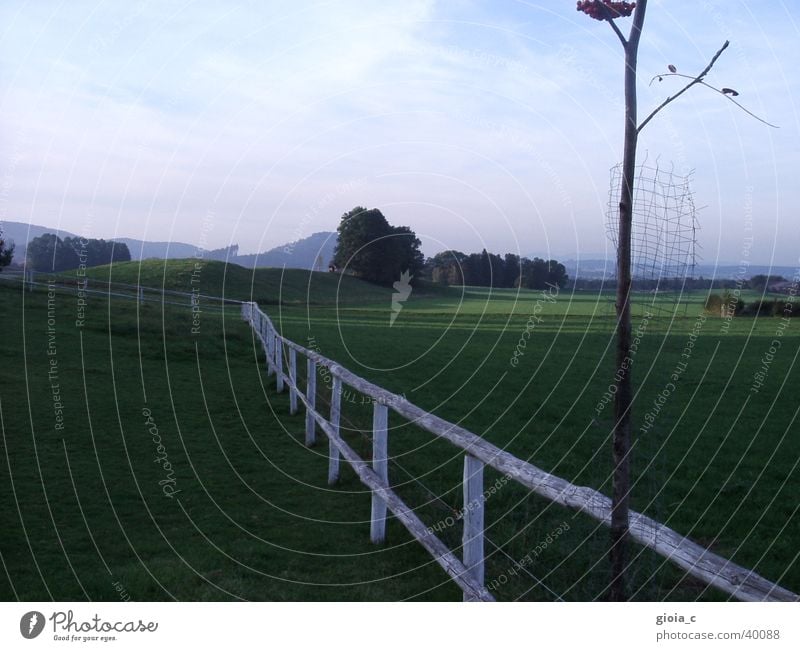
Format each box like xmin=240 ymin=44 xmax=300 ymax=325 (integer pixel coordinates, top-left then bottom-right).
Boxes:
xmin=575 ymin=0 xmax=774 ymax=599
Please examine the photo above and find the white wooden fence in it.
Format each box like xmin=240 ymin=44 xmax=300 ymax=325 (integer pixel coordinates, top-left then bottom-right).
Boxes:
xmin=242 ymin=301 xmax=798 ymax=602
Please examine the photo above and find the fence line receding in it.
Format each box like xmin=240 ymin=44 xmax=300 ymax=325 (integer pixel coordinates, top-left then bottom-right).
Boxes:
xmin=244 ymin=301 xmax=797 ymax=602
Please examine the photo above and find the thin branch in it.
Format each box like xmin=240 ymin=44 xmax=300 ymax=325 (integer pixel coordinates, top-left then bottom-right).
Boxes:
xmin=637 ymin=40 xmax=729 ymax=133
xmin=703 ymin=83 xmax=779 ymax=128
xmin=606 ymin=16 xmax=627 ymax=47
xmin=648 ymin=74 xmax=779 ymax=128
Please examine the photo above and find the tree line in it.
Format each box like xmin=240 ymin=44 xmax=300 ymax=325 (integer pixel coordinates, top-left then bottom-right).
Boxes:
xmin=424 ymin=250 xmax=568 ymax=289
xmin=26 ymin=233 xmax=131 ymax=272
xmin=332 ymin=206 xmax=568 ymax=289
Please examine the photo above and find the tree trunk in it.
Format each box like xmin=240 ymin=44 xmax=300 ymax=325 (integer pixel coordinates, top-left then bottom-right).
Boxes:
xmin=609 ymin=0 xmax=647 ymax=602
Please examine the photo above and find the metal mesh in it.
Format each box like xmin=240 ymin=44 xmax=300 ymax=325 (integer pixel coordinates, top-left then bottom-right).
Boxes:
xmin=606 ymin=158 xmax=699 ymax=289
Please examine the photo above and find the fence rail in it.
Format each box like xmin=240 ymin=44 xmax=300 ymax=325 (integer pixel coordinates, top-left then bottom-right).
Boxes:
xmin=247 ymin=300 xmax=796 ymax=601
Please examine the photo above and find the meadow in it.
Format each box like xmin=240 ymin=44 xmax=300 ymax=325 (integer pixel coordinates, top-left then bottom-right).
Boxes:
xmin=1 ymin=261 xmax=797 ymax=601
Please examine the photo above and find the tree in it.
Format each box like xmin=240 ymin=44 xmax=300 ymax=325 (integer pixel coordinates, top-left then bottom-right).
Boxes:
xmin=429 ymin=250 xmax=467 ymax=285
xmin=750 ymin=274 xmax=784 ymax=293
xmin=63 ymin=237 xmax=131 ymax=267
xmin=503 ymin=253 xmax=521 ymax=288
xmin=26 ymin=233 xmax=131 ymax=271
xmin=26 ymin=233 xmax=77 ymax=271
xmin=333 ymin=206 xmax=424 ymax=285
xmin=519 ymin=257 xmax=568 ymax=289
xmin=0 ymin=228 xmax=14 ymax=270
xmin=576 ymin=0 xmax=774 ymax=600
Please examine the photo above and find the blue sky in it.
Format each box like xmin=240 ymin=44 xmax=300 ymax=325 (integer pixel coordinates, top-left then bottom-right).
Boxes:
xmin=1 ymin=0 xmax=798 ymax=265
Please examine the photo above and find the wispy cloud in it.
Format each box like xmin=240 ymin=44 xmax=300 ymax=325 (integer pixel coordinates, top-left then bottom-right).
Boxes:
xmin=0 ymin=0 xmax=797 ymax=262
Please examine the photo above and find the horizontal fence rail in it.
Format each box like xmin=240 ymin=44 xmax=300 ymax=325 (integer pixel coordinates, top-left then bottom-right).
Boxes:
xmin=242 ymin=301 xmax=798 ymax=602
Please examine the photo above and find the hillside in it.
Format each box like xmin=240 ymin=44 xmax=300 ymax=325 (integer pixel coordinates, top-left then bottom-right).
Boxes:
xmin=84 ymin=258 xmax=393 ymax=305
xmin=232 ymin=231 xmax=336 ymax=270
xmin=1 ymin=220 xmax=334 ymax=270
xmin=1 ymin=220 xmax=81 ymax=261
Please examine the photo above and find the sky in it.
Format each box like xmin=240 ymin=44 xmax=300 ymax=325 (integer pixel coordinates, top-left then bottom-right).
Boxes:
xmin=1 ymin=0 xmax=798 ymax=266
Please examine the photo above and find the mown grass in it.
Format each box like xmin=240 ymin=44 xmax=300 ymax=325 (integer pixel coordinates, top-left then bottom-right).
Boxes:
xmin=80 ymin=259 xmax=398 ymax=306
xmin=274 ymin=281 xmax=800 ymax=600
xmin=2 ymin=263 xmax=797 ymax=601
xmin=0 ymin=280 xmax=460 ymax=601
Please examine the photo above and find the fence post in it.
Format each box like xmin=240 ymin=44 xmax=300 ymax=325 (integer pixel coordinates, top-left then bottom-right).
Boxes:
xmin=139 ymin=286 xmax=144 ymax=305
xmin=370 ymin=402 xmax=389 ymax=543
xmin=289 ymin=348 xmax=298 ymax=414
xmin=328 ymin=376 xmax=342 ymax=484
xmin=275 ymin=334 xmax=284 ymax=392
xmin=305 ymin=359 xmax=316 ymax=446
xmin=462 ymin=454 xmax=485 ymax=597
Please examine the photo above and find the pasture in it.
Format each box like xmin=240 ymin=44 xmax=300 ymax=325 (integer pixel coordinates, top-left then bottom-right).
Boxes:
xmin=1 ymin=261 xmax=797 ymax=600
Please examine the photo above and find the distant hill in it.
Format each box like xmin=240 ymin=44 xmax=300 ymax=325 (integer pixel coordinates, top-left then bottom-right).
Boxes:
xmin=0 ymin=220 xmax=334 ymax=270
xmin=560 ymin=258 xmax=799 ymax=281
xmin=232 ymin=231 xmax=337 ymax=270
xmin=1 ymin=221 xmax=80 ymax=262
xmin=116 ymin=238 xmax=238 ymax=262
xmin=1 ymin=220 xmax=237 ymax=262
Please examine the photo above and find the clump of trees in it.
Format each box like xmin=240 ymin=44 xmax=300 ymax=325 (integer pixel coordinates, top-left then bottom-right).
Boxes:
xmin=0 ymin=228 xmax=14 ymax=270
xmin=26 ymin=233 xmax=131 ymax=272
xmin=749 ymin=274 xmax=786 ymax=292
xmin=425 ymin=250 xmax=568 ymax=289
xmin=704 ymin=290 xmax=797 ymax=317
xmin=332 ymin=207 xmax=424 ymax=285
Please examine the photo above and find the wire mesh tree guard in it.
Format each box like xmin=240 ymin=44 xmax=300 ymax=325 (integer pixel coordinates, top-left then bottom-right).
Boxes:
xmin=606 ymin=158 xmax=699 ymax=316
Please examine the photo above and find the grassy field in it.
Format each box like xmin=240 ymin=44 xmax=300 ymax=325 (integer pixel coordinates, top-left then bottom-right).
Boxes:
xmin=1 ymin=261 xmax=798 ymax=601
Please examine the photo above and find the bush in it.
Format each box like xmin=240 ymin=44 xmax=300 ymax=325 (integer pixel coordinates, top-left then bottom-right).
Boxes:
xmin=704 ymin=293 xmax=723 ymax=315
xmin=772 ymin=299 xmax=798 ymax=317
xmin=705 ymin=292 xmax=745 ymax=317
xmin=741 ymin=299 xmax=776 ymax=317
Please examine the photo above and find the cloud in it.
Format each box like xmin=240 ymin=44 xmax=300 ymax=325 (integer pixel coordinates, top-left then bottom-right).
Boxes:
xmin=0 ymin=0 xmax=797 ymax=262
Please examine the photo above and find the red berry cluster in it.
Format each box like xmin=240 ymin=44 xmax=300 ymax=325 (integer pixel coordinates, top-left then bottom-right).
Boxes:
xmin=576 ymin=1 xmax=636 ymax=20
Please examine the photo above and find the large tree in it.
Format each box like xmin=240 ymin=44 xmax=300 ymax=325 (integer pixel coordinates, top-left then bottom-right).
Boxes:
xmin=333 ymin=206 xmax=423 ymax=285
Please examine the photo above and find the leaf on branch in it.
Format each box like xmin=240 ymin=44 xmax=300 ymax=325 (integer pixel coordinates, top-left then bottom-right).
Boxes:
xmin=721 ymin=87 xmax=740 ymax=97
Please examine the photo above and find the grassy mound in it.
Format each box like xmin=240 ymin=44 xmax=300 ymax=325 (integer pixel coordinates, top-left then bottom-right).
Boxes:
xmin=81 ymin=259 xmax=397 ymax=306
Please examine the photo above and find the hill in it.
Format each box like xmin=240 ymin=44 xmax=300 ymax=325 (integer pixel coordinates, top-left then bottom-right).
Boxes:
xmin=1 ymin=220 xmax=237 ymax=262
xmin=232 ymin=231 xmax=336 ymax=270
xmin=1 ymin=220 xmax=334 ymax=270
xmin=84 ymin=258 xmax=393 ymax=305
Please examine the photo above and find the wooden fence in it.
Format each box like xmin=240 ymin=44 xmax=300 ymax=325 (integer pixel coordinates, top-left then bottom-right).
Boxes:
xmin=242 ymin=301 xmax=798 ymax=602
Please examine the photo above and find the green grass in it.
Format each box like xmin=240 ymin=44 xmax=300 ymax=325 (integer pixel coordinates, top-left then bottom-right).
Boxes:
xmin=273 ymin=281 xmax=800 ymax=600
xmin=2 ymin=263 xmax=798 ymax=601
xmin=79 ymin=259 xmax=399 ymax=306
xmin=0 ymin=280 xmax=460 ymax=600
